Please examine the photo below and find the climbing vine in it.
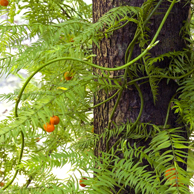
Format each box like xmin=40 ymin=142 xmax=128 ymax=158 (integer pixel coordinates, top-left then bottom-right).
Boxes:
xmin=0 ymin=0 xmax=193 ymax=193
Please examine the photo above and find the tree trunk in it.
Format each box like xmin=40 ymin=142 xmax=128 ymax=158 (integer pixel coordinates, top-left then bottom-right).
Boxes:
xmin=93 ymin=0 xmax=190 ymax=193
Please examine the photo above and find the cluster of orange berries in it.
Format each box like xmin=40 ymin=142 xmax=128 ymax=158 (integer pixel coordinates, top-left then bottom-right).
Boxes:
xmin=43 ymin=72 xmax=73 ymax=132
xmin=49 ymin=71 xmax=86 ymax=187
xmin=0 ymin=0 xmax=9 ymax=6
xmin=43 ymin=115 xmax=60 ymax=132
xmin=43 ymin=72 xmax=72 ymax=132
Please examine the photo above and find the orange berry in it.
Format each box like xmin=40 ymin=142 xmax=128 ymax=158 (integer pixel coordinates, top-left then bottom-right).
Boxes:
xmin=79 ymin=177 xmax=87 ymax=187
xmin=85 ymin=149 xmax=90 ymax=156
xmin=165 ymin=168 xmax=176 ymax=177
xmin=43 ymin=123 xmax=55 ymax=132
xmin=36 ymin=137 xmax=40 ymax=142
xmin=91 ymin=128 xmax=94 ymax=133
xmin=165 ymin=168 xmax=181 ymax=187
xmin=64 ymin=72 xmax=73 ymax=80
xmin=50 ymin=115 xmax=60 ymax=125
xmin=0 ymin=0 xmax=9 ymax=6
xmin=0 ymin=182 xmax=4 ymax=187
xmin=170 ymin=177 xmax=181 ymax=187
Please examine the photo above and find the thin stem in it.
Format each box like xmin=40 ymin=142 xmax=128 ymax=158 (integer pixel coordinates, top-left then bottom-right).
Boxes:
xmin=4 ymin=57 xmax=76 ymax=190
xmin=127 ymin=72 xmax=144 ymax=132
xmin=91 ymin=89 xmax=121 ymax=109
xmin=30 ymin=44 xmax=154 ymax=72
xmin=125 ymin=0 xmax=163 ymax=63
xmin=126 ymin=66 xmax=194 ymax=85
xmin=2 ymin=131 xmax=24 ymax=190
xmin=163 ymin=92 xmax=180 ymax=129
xmin=150 ymin=0 xmax=176 ymax=46
xmin=117 ymin=184 xmax=125 ymax=194
xmin=105 ymin=19 xmax=131 ymax=34
xmin=105 ymin=76 xmax=128 ymax=151
xmin=106 ymin=44 xmax=135 ymax=152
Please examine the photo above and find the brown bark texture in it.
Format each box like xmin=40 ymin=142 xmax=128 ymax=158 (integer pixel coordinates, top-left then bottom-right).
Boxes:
xmin=93 ymin=0 xmax=190 ymax=192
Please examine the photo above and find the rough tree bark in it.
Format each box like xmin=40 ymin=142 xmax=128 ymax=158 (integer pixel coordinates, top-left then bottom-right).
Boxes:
xmin=93 ymin=0 xmax=190 ymax=193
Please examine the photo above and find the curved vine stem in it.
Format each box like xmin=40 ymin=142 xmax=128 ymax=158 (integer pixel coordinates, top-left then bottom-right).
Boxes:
xmin=106 ymin=0 xmax=175 ymax=144
xmin=127 ymin=72 xmax=144 ymax=133
xmin=126 ymin=66 xmax=194 ymax=86
xmin=117 ymin=184 xmax=125 ymax=194
xmin=106 ymin=72 xmax=144 ymax=153
xmin=2 ymin=131 xmax=24 ymax=190
xmin=2 ymin=0 xmax=177 ymax=190
xmin=4 ymin=54 xmax=122 ymax=190
xmin=106 ymin=0 xmax=176 ymax=154
xmin=3 ymin=58 xmax=79 ymax=190
xmin=90 ymin=89 xmax=121 ymax=109
xmin=106 ymin=87 xmax=126 ymax=152
xmin=105 ymin=19 xmax=131 ymax=34
xmin=163 ymin=92 xmax=180 ymax=129
xmin=19 ymin=42 xmax=156 ymax=73
xmin=125 ymin=0 xmax=163 ymax=63
xmin=122 ymin=0 xmax=163 ymax=135
xmin=105 ymin=42 xmax=136 ymax=152
xmin=106 ymin=46 xmax=135 ymax=151
xmin=106 ymin=0 xmax=163 ymax=152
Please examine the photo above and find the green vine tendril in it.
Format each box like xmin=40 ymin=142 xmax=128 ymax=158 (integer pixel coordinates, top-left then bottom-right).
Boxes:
xmin=2 ymin=0 xmax=179 ymax=190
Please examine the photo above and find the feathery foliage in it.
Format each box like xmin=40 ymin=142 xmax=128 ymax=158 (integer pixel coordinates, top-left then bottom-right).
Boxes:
xmin=0 ymin=0 xmax=193 ymax=193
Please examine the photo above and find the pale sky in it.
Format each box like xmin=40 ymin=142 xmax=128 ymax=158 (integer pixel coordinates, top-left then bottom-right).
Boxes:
xmin=84 ymin=0 xmax=92 ymax=4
